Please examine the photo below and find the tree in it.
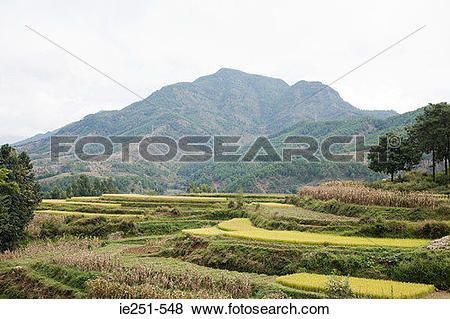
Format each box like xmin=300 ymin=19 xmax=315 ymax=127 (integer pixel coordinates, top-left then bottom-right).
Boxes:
xmin=432 ymin=103 xmax=450 ymax=176
xmin=187 ymin=181 xmax=199 ymax=193
xmin=368 ymin=133 xmax=421 ymax=181
xmin=51 ymin=185 xmax=62 ymax=199
xmin=92 ymin=178 xmax=102 ymax=196
xmin=77 ymin=174 xmax=91 ymax=196
xmin=105 ymin=177 xmax=118 ymax=193
xmin=407 ymin=103 xmax=450 ymax=180
xmin=70 ymin=177 xmax=78 ymax=197
xmin=199 ymin=184 xmax=216 ymax=193
xmin=187 ymin=182 xmax=216 ymax=193
xmin=0 ymin=145 xmax=41 ymax=251
xmin=66 ymin=185 xmax=74 ymax=198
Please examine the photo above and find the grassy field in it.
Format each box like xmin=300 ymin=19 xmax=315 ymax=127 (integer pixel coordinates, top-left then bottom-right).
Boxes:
xmin=1 ymin=191 xmax=448 ymax=299
xmin=35 ymin=210 xmax=143 ymax=218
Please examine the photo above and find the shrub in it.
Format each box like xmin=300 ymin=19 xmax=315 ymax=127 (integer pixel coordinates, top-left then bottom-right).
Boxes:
xmin=391 ymin=251 xmax=450 ymax=290
xmin=325 ymin=275 xmax=355 ymax=298
xmin=40 ymin=218 xmax=63 ymax=238
xmin=170 ymin=207 xmax=181 ymax=216
xmin=419 ymin=222 xmax=450 ymax=239
xmin=284 ymin=195 xmax=301 ymax=206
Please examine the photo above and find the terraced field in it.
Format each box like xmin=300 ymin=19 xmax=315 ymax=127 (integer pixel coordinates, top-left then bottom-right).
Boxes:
xmin=1 ymin=192 xmax=448 ymax=299
xmin=183 ymin=218 xmax=430 ymax=248
xmin=276 ymin=273 xmax=435 ymax=298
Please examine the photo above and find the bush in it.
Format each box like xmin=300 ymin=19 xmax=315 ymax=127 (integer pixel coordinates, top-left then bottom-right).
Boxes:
xmin=46 ymin=216 xmax=138 ymax=238
xmin=40 ymin=218 xmax=63 ymax=238
xmin=391 ymin=251 xmax=450 ymax=290
xmin=356 ymin=219 xmax=449 ymax=239
xmin=200 ymin=209 xmax=247 ymax=220
xmin=284 ymin=195 xmax=301 ymax=206
xmin=419 ymin=222 xmax=450 ymax=239
xmin=325 ymin=275 xmax=355 ymax=298
xmin=170 ymin=207 xmax=181 ymax=216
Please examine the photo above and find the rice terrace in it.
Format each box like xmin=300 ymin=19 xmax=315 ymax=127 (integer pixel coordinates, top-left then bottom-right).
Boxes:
xmin=0 ymin=184 xmax=449 ymax=299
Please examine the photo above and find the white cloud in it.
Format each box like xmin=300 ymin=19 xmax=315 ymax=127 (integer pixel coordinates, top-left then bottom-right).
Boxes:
xmin=0 ymin=0 xmax=449 ymax=139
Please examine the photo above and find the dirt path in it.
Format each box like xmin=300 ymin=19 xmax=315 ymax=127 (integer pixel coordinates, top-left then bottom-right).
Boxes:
xmin=427 ymin=290 xmax=450 ymax=299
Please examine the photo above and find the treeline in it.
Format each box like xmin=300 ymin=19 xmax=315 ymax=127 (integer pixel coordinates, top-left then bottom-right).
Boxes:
xmin=41 ymin=174 xmax=164 ymax=197
xmin=368 ymin=102 xmax=450 ymax=182
xmin=47 ymin=174 xmax=119 ymax=199
xmin=186 ymin=181 xmax=216 ymax=193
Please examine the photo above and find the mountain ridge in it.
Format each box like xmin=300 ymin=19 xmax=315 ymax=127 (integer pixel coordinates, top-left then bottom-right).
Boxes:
xmin=16 ymin=68 xmax=397 ymax=148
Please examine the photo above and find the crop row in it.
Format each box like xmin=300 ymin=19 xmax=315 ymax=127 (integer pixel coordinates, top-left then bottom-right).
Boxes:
xmin=276 ymin=273 xmax=435 ymax=298
xmin=298 ymin=185 xmax=438 ymax=209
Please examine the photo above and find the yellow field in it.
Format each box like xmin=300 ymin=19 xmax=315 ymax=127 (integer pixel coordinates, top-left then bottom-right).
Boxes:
xmin=101 ymin=194 xmax=227 ymax=202
xmin=42 ymin=199 xmax=121 ymax=207
xmin=183 ymin=218 xmax=430 ymax=248
xmin=182 ymin=226 xmax=225 ymax=236
xmin=179 ymin=193 xmax=287 ymax=198
xmin=68 ymin=196 xmax=102 ymax=201
xmin=276 ymin=273 xmax=435 ymax=298
xmin=251 ymin=202 xmax=295 ymax=208
xmin=35 ymin=210 xmax=142 ymax=218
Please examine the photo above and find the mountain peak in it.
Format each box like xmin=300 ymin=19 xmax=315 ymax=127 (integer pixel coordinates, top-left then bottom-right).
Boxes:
xmin=214 ymin=67 xmax=243 ymax=75
xmin=194 ymin=68 xmax=289 ymax=90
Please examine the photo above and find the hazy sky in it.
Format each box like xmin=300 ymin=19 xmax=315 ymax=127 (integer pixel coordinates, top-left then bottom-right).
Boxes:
xmin=1 ymin=0 xmax=449 ymax=142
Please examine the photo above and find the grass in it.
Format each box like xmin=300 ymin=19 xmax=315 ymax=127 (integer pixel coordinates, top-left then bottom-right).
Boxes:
xmin=183 ymin=226 xmax=225 ymax=236
xmin=101 ymin=194 xmax=227 ymax=202
xmin=183 ymin=218 xmax=430 ymax=248
xmin=35 ymin=210 xmax=142 ymax=218
xmin=276 ymin=273 xmax=435 ymax=298
xmin=180 ymin=193 xmax=287 ymax=199
xmin=138 ymin=220 xmax=219 ymax=235
xmin=43 ymin=199 xmax=122 ymax=207
xmin=251 ymin=202 xmax=295 ymax=208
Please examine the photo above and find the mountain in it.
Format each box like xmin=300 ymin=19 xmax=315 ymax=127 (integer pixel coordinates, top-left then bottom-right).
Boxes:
xmin=13 ymin=68 xmax=412 ymax=194
xmin=18 ymin=68 xmax=396 ymax=148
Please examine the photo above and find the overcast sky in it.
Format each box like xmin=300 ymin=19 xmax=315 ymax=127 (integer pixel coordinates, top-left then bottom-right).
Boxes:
xmin=1 ymin=0 xmax=449 ymax=143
